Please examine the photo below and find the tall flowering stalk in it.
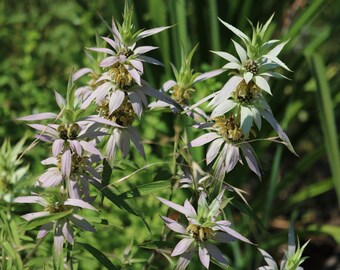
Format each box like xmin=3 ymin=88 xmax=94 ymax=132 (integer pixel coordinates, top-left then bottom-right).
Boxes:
xmin=15 ymin=77 xmax=103 ymax=264
xmin=78 ymin=2 xmax=177 ymax=160
xmin=11 ymin=4 xmax=310 ymax=269
xmin=159 ymin=190 xmax=251 ymax=269
xmin=188 ymin=15 xmax=295 ymax=181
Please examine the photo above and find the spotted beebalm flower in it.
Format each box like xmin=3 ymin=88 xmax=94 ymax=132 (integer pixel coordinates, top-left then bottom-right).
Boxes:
xmin=211 ymin=15 xmax=290 ymax=100
xmin=37 ymin=152 xmax=102 ymax=200
xmin=201 ymin=16 xmax=295 ymax=153
xmin=158 ymin=190 xmax=251 ymax=269
xmin=189 ymin=117 xmax=261 ymax=179
xmin=89 ymin=3 xmax=170 ymax=83
xmin=149 ymin=45 xmax=224 ymax=122
xmin=81 ymin=3 xmax=176 ymax=117
xmin=14 ymin=191 xmax=97 ymax=257
xmin=209 ymin=86 xmax=295 ymax=153
xmin=17 ymin=91 xmax=103 ymax=177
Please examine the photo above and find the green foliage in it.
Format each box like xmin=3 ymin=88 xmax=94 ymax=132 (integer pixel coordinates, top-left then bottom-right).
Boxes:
xmin=1 ymin=0 xmax=339 ymax=269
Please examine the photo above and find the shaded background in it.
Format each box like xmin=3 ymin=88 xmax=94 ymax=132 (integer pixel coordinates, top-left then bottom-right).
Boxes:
xmin=1 ymin=0 xmax=339 ymax=269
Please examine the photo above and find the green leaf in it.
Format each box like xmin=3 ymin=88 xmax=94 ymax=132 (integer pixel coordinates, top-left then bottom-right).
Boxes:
xmin=78 ymin=242 xmax=119 ymax=270
xmin=102 ymin=159 xmax=112 ymax=190
xmin=139 ymin=240 xmax=174 ymax=250
xmin=2 ymin=241 xmax=16 ymax=258
xmin=118 ymin=180 xmax=171 ymax=200
xmin=24 ymin=210 xmax=73 ymax=230
xmin=91 ymin=181 xmax=151 ymax=233
xmin=309 ymin=54 xmax=340 ymax=207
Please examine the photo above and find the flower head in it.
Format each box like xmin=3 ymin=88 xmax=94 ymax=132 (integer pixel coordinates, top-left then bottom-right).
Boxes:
xmin=189 ymin=118 xmax=261 ymax=179
xmin=158 ymin=190 xmax=251 ymax=269
xmin=14 ymin=191 xmax=97 ymax=258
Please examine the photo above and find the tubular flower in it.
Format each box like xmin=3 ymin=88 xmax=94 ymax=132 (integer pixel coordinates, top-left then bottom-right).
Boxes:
xmin=158 ymin=190 xmax=251 ymax=269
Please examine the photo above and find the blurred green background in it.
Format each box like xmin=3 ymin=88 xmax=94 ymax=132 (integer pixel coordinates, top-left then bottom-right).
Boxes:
xmin=1 ymin=0 xmax=340 ymax=269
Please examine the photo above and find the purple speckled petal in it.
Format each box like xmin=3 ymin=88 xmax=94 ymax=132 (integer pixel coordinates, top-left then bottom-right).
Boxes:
xmin=188 ymin=132 xmax=220 ymax=147
xmin=128 ymin=126 xmax=145 ymax=159
xmin=14 ymin=196 xmax=48 ymax=206
xmin=64 ymin=198 xmax=98 ymax=211
xmin=73 ymin=68 xmax=93 ymax=81
xmin=37 ymin=222 xmax=53 ymax=239
xmin=68 ymin=179 xmax=82 ymax=199
xmin=214 ymin=231 xmax=237 ymax=243
xmin=161 ymin=216 xmax=187 ymax=234
xmin=175 ymin=249 xmax=194 ymax=270
xmin=171 ymin=238 xmax=194 ymax=256
xmin=37 ymin=168 xmax=62 ymax=188
xmin=100 ymin=56 xmax=119 ymax=67
xmin=206 ymin=138 xmax=224 ymax=165
xmin=134 ymin=46 xmax=158 ymax=55
xmin=54 ymin=220 xmax=64 ymax=257
xmin=129 ymin=59 xmax=144 ymax=73
xmin=69 ymin=140 xmax=82 ymax=156
xmin=125 ymin=65 xmax=141 ymax=85
xmin=21 ymin=211 xmax=50 ymax=221
xmin=198 ymin=245 xmax=210 ymax=269
xmin=62 ymin=221 xmax=74 ymax=245
xmin=52 ymin=139 xmax=64 ymax=157
xmin=136 ymin=26 xmax=171 ymax=41
xmin=88 ymin=47 xmax=115 ymax=55
xmin=61 ymin=149 xmax=72 ymax=177
xmin=109 ymin=90 xmax=125 ymax=114
xmin=157 ymin=197 xmax=192 ymax=217
xmin=79 ymin=141 xmax=101 ymax=156
xmin=138 ymin=55 xmax=163 ymax=66
xmin=69 ymin=214 xmax=96 ymax=232
xmin=193 ymin=69 xmax=226 ymax=84
xmin=205 ymin=243 xmax=228 ymax=266
xmin=16 ymin=112 xmax=58 ymax=121
xmin=114 ymin=128 xmax=130 ymax=158
xmin=183 ymin=200 xmax=197 ymax=218
xmin=54 ymin=91 xmax=66 ymax=110
xmin=101 ymin=36 xmax=117 ymax=50
xmin=214 ymin=75 xmax=243 ymax=106
xmin=128 ymin=91 xmax=143 ymax=118
xmin=240 ymin=143 xmax=261 ymax=179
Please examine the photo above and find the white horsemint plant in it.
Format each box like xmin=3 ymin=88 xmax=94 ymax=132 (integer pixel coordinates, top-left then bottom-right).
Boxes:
xmin=11 ymin=4 xmax=310 ymax=269
xmin=159 ymin=189 xmax=251 ymax=269
xmin=14 ymin=191 xmax=97 ymax=261
xmin=15 ymin=76 xmax=105 ymax=265
xmin=78 ymin=2 xmax=178 ymax=160
xmin=187 ymin=15 xmax=295 ymax=181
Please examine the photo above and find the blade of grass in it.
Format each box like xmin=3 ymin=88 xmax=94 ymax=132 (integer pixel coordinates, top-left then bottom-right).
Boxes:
xmin=309 ymin=53 xmax=340 ymax=207
xmin=208 ymin=0 xmax=220 ymax=56
xmin=284 ymin=0 xmax=325 ymax=43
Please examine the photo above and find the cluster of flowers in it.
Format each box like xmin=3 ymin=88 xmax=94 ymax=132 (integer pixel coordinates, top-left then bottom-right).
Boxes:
xmin=14 ymin=3 xmax=175 ymax=263
xmin=14 ymin=3 xmax=307 ymax=269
